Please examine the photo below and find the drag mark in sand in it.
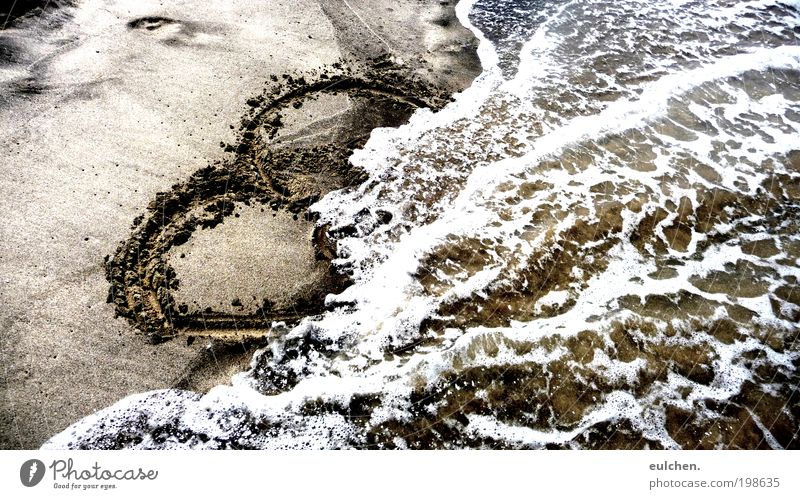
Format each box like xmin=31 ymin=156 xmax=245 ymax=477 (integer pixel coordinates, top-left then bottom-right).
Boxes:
xmin=341 ymin=0 xmax=395 ymax=53
xmin=104 ymin=59 xmax=452 ymax=344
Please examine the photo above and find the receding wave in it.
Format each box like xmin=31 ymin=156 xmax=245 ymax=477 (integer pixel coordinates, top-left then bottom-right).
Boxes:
xmin=46 ymin=0 xmax=800 ymax=449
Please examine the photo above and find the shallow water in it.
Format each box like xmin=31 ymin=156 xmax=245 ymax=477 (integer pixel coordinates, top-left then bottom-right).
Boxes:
xmin=47 ymin=0 xmax=800 ymax=449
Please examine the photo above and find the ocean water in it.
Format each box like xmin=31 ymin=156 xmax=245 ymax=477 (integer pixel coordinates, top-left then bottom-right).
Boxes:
xmin=47 ymin=0 xmax=800 ymax=449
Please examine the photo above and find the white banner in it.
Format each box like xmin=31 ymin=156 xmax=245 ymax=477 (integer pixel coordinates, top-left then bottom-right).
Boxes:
xmin=1 ymin=450 xmax=798 ymax=498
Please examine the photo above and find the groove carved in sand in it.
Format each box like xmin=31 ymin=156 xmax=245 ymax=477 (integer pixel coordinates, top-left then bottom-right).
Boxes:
xmin=105 ymin=62 xmax=450 ymax=343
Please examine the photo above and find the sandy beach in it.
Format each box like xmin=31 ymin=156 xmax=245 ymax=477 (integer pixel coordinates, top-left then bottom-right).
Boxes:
xmin=0 ymin=0 xmax=479 ymax=448
xmin=5 ymin=0 xmax=798 ymax=452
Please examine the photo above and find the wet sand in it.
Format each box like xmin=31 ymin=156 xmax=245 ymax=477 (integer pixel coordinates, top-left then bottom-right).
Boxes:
xmin=0 ymin=0 xmax=479 ymax=448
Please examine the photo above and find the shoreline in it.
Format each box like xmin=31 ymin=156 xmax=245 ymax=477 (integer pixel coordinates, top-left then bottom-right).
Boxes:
xmin=0 ymin=0 xmax=480 ymax=449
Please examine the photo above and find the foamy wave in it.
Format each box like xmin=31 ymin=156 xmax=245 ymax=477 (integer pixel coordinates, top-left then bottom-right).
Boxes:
xmin=46 ymin=0 xmax=800 ymax=449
